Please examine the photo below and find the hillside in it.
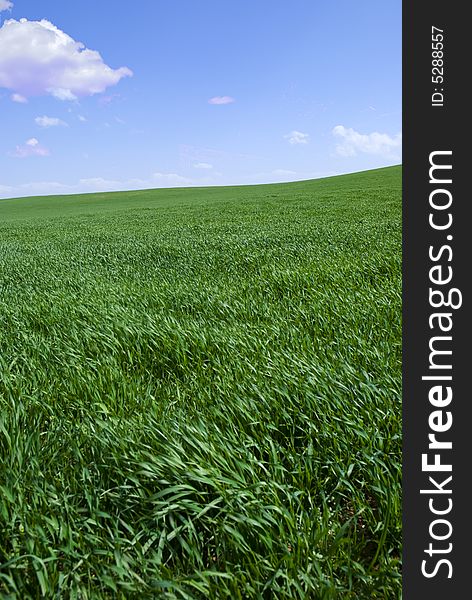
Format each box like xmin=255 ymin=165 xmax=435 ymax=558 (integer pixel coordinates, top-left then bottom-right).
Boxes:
xmin=0 ymin=166 xmax=402 ymax=598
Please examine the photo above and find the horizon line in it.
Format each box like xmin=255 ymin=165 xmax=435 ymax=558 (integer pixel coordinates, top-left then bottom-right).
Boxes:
xmin=0 ymin=164 xmax=402 ymax=203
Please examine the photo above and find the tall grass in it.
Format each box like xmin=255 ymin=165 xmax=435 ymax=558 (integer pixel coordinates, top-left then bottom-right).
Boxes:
xmin=0 ymin=167 xmax=402 ymax=598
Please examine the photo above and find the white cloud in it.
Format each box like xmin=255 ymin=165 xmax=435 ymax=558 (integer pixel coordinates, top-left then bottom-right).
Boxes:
xmin=78 ymin=115 xmax=87 ymax=122
xmin=208 ymin=96 xmax=235 ymax=105
xmin=284 ymin=130 xmax=309 ymax=145
xmin=11 ymin=92 xmax=27 ymax=103
xmin=35 ymin=115 xmax=67 ymax=128
xmin=0 ymin=1 xmax=13 ymax=13
xmin=0 ymin=18 xmax=132 ymax=101
xmin=8 ymin=137 xmax=50 ymax=158
xmin=193 ymin=162 xmax=213 ymax=170
xmin=332 ymin=125 xmax=402 ymax=158
xmin=50 ymin=88 xmax=78 ymax=101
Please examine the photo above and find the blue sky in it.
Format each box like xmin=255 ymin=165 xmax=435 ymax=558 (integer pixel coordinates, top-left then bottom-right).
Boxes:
xmin=0 ymin=0 xmax=401 ymax=199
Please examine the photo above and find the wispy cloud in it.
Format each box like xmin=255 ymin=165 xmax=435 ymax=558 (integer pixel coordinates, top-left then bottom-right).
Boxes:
xmin=0 ymin=183 xmax=13 ymax=194
xmin=0 ymin=171 xmax=222 ymax=198
xmin=0 ymin=18 xmax=132 ymax=101
xmin=0 ymin=1 xmax=13 ymax=13
xmin=180 ymin=144 xmax=261 ymax=163
xmin=208 ymin=96 xmax=235 ymax=105
xmin=8 ymin=137 xmax=50 ymax=158
xmin=151 ymin=172 xmax=194 ymax=185
xmin=11 ymin=93 xmax=27 ymax=103
xmin=193 ymin=162 xmax=213 ymax=170
xmin=332 ymin=125 xmax=402 ymax=158
xmin=98 ymin=94 xmax=120 ymax=106
xmin=284 ymin=130 xmax=310 ymax=145
xmin=35 ymin=115 xmax=67 ymax=128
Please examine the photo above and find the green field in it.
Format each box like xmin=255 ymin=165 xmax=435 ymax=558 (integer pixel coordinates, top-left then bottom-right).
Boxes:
xmin=0 ymin=166 xmax=402 ymax=598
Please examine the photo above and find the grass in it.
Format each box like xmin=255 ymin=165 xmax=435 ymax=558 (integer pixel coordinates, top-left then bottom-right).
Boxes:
xmin=0 ymin=166 xmax=402 ymax=598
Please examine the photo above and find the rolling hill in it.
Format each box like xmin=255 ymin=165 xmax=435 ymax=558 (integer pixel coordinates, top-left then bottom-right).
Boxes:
xmin=0 ymin=166 xmax=402 ymax=598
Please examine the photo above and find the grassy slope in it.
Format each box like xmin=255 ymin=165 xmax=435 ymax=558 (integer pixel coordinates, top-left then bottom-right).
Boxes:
xmin=0 ymin=167 xmax=401 ymax=598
